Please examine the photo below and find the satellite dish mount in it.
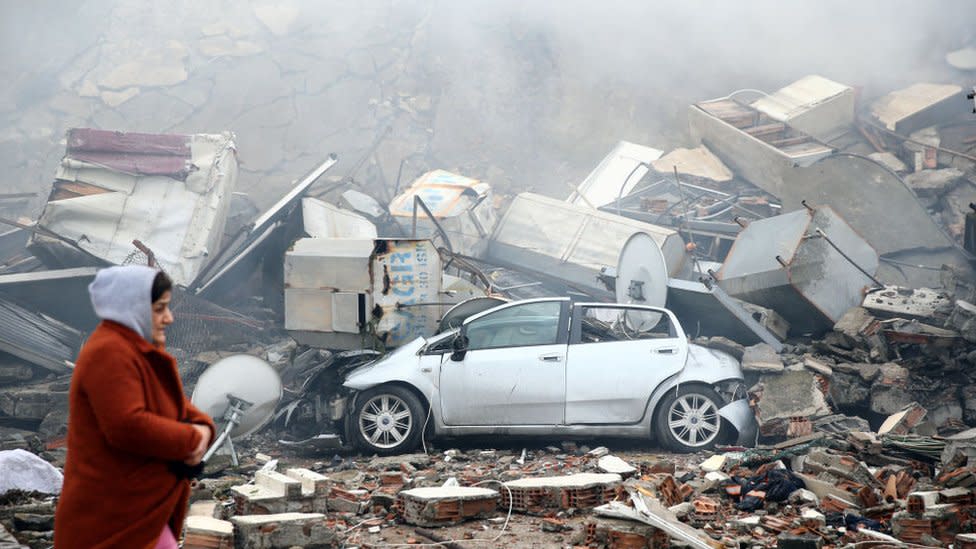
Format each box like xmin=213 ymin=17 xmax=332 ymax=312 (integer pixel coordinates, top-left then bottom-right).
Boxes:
xmin=202 ymin=393 xmax=254 ymax=466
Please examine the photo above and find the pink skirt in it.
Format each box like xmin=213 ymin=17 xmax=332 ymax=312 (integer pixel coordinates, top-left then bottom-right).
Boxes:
xmin=154 ymin=525 xmax=178 ymax=549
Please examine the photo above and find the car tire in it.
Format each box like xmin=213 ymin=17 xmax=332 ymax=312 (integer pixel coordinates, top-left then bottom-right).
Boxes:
xmin=350 ymin=385 xmax=424 ymax=455
xmin=654 ymin=384 xmax=725 ymax=452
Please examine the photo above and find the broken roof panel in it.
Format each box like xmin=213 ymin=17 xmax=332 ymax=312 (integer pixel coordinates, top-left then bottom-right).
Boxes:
xmin=0 ymin=293 xmax=82 ymax=374
xmin=870 ymin=83 xmax=963 ymax=134
xmin=568 ymin=141 xmax=663 ymax=209
xmin=750 ymin=75 xmax=855 ymax=141
xmin=487 ymin=192 xmax=687 ymax=296
xmin=301 ymin=197 xmax=377 ymax=239
xmin=388 ymin=169 xmax=496 ymax=256
xmin=388 ymin=170 xmax=489 ymax=218
xmin=29 ymin=128 xmax=239 ymax=286
xmin=651 ymin=146 xmax=733 ymax=183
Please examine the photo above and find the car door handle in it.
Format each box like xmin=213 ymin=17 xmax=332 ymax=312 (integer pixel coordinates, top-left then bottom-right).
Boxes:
xmin=539 ymin=354 xmax=563 ymax=362
xmin=656 ymin=347 xmax=677 ymax=354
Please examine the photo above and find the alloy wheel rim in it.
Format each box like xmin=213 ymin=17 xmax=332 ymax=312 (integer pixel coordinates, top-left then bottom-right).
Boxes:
xmin=359 ymin=394 xmax=412 ymax=449
xmin=667 ymin=393 xmax=720 ymax=447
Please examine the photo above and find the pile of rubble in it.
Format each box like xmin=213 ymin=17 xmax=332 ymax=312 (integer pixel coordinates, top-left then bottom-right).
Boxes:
xmin=10 ymin=424 xmax=976 ymax=548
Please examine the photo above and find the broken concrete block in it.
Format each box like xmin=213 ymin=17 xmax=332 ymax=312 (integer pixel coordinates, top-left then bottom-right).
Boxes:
xmin=583 ymin=517 xmax=669 ymax=549
xmin=184 ymin=516 xmax=233 ymax=549
xmin=230 ymin=513 xmax=335 ymax=549
xmin=802 ymin=355 xmax=832 ymax=377
xmin=922 ymin=390 xmax=964 ymax=428
xmin=904 ymin=168 xmax=963 ymax=197
xmin=368 ymin=453 xmax=432 ymax=471
xmin=813 ymin=414 xmax=871 ymax=435
xmin=753 ymin=370 xmax=831 ymax=436
xmin=697 ymin=336 xmax=745 ymax=361
xmin=777 ymin=532 xmax=822 ymax=549
xmin=868 ymin=363 xmax=914 ymax=415
xmin=829 ymin=371 xmax=870 ymax=408
xmin=741 ymin=343 xmax=784 ymax=373
xmin=878 ymin=402 xmax=928 ymax=435
xmin=597 ymin=455 xmax=637 ymax=476
xmin=832 ymin=362 xmax=881 ymax=382
xmin=284 ymin=468 xmax=330 ymax=498
xmin=863 ymin=286 xmax=953 ymax=321
xmin=502 ymin=473 xmax=622 ymax=514
xmin=868 ymin=151 xmax=908 ymax=173
xmin=948 ymin=300 xmax=976 ymax=343
xmin=941 ymin=428 xmax=976 ymax=468
xmin=698 ymin=454 xmax=726 ymax=473
xmin=833 ymin=307 xmax=877 ymax=346
xmin=327 ymin=487 xmax=370 ymax=515
xmin=397 ymin=486 xmax=499 ymax=527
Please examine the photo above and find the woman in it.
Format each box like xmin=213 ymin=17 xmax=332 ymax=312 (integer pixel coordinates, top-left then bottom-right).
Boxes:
xmin=54 ymin=265 xmax=216 ymax=549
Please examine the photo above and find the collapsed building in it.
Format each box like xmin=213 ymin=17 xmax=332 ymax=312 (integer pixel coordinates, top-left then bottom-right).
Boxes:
xmin=1 ymin=70 xmax=976 ymax=547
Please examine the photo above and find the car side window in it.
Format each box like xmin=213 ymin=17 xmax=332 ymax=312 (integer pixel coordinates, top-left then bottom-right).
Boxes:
xmin=465 ymin=301 xmax=561 ymax=350
xmin=577 ymin=306 xmax=673 ymax=343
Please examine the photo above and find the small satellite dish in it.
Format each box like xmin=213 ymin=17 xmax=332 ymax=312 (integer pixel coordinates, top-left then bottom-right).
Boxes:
xmin=192 ymin=354 xmax=282 ymax=440
xmin=616 ymin=232 xmax=668 ymax=331
xmin=438 ymin=296 xmax=508 ymax=333
xmin=616 ymin=232 xmax=668 ymax=307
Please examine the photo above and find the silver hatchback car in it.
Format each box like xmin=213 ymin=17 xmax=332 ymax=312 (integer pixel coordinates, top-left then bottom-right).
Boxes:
xmin=341 ymin=298 xmax=757 ymax=455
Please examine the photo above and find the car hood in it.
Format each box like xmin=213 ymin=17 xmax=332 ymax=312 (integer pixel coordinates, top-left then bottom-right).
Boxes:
xmin=342 ymin=336 xmax=427 ymax=390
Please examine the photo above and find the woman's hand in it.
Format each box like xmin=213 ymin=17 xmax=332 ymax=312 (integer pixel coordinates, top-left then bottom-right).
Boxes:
xmin=184 ymin=424 xmax=212 ymax=465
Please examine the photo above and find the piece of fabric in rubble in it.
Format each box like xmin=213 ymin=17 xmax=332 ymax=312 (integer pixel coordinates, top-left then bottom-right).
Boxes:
xmin=824 ymin=511 xmax=884 ymax=532
xmin=54 ymin=264 xmax=216 ymax=549
xmin=734 ymin=468 xmax=806 ymax=511
xmin=88 ymin=265 xmax=158 ymax=342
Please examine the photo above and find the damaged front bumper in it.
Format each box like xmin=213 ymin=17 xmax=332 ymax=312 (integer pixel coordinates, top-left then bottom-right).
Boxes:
xmin=718 ymin=398 xmax=758 ymax=447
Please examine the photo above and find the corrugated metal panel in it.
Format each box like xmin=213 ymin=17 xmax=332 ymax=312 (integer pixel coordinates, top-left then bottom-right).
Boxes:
xmin=0 ymin=293 xmax=81 ymax=373
xmin=65 ymin=128 xmax=191 ymax=179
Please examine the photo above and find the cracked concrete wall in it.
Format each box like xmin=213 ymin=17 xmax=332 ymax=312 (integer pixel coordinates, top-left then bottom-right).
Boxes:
xmin=1 ymin=0 xmax=973 ymax=217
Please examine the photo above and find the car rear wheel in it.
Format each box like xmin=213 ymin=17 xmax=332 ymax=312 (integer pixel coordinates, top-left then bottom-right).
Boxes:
xmin=654 ymin=385 xmax=724 ymax=452
xmin=351 ymin=385 xmax=424 ymax=455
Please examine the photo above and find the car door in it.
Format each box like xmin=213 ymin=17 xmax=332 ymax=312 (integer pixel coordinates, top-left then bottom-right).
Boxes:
xmin=439 ymin=299 xmax=569 ymax=426
xmin=564 ymin=304 xmax=687 ymax=424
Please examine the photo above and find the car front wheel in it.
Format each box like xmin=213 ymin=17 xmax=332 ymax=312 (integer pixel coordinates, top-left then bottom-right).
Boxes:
xmin=350 ymin=385 xmax=424 ymax=455
xmin=654 ymin=385 xmax=725 ymax=452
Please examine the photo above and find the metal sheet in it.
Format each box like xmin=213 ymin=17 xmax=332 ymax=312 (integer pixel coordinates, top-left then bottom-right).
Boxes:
xmin=191 ymin=155 xmax=338 ymax=294
xmin=0 ymin=267 xmax=99 ymax=330
xmin=301 ymin=198 xmax=377 ymax=239
xmin=0 ymin=293 xmax=82 ymax=373
xmin=568 ymin=140 xmax=663 ymax=208
xmin=783 ymin=153 xmax=973 ymax=287
xmin=371 ymin=239 xmax=442 ymax=347
xmin=284 ymin=237 xmax=373 ymax=291
xmin=31 ymin=129 xmax=238 ymax=286
xmin=717 ymin=205 xmax=879 ymax=335
xmin=389 ymin=170 xmax=496 ymax=256
xmin=488 ymin=193 xmax=687 ymax=294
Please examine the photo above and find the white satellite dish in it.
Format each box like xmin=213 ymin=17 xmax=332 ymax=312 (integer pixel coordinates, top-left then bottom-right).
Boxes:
xmin=615 ymin=232 xmax=669 ymax=331
xmin=616 ymin=232 xmax=668 ymax=307
xmin=191 ymin=354 xmax=282 ymax=465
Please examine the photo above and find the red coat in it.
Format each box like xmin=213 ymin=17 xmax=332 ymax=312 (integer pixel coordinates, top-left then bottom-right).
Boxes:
xmin=54 ymin=320 xmax=216 ymax=549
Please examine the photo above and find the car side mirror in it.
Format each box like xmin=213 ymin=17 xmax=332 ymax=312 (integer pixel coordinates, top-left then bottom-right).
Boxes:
xmin=450 ymin=332 xmax=469 ymax=362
